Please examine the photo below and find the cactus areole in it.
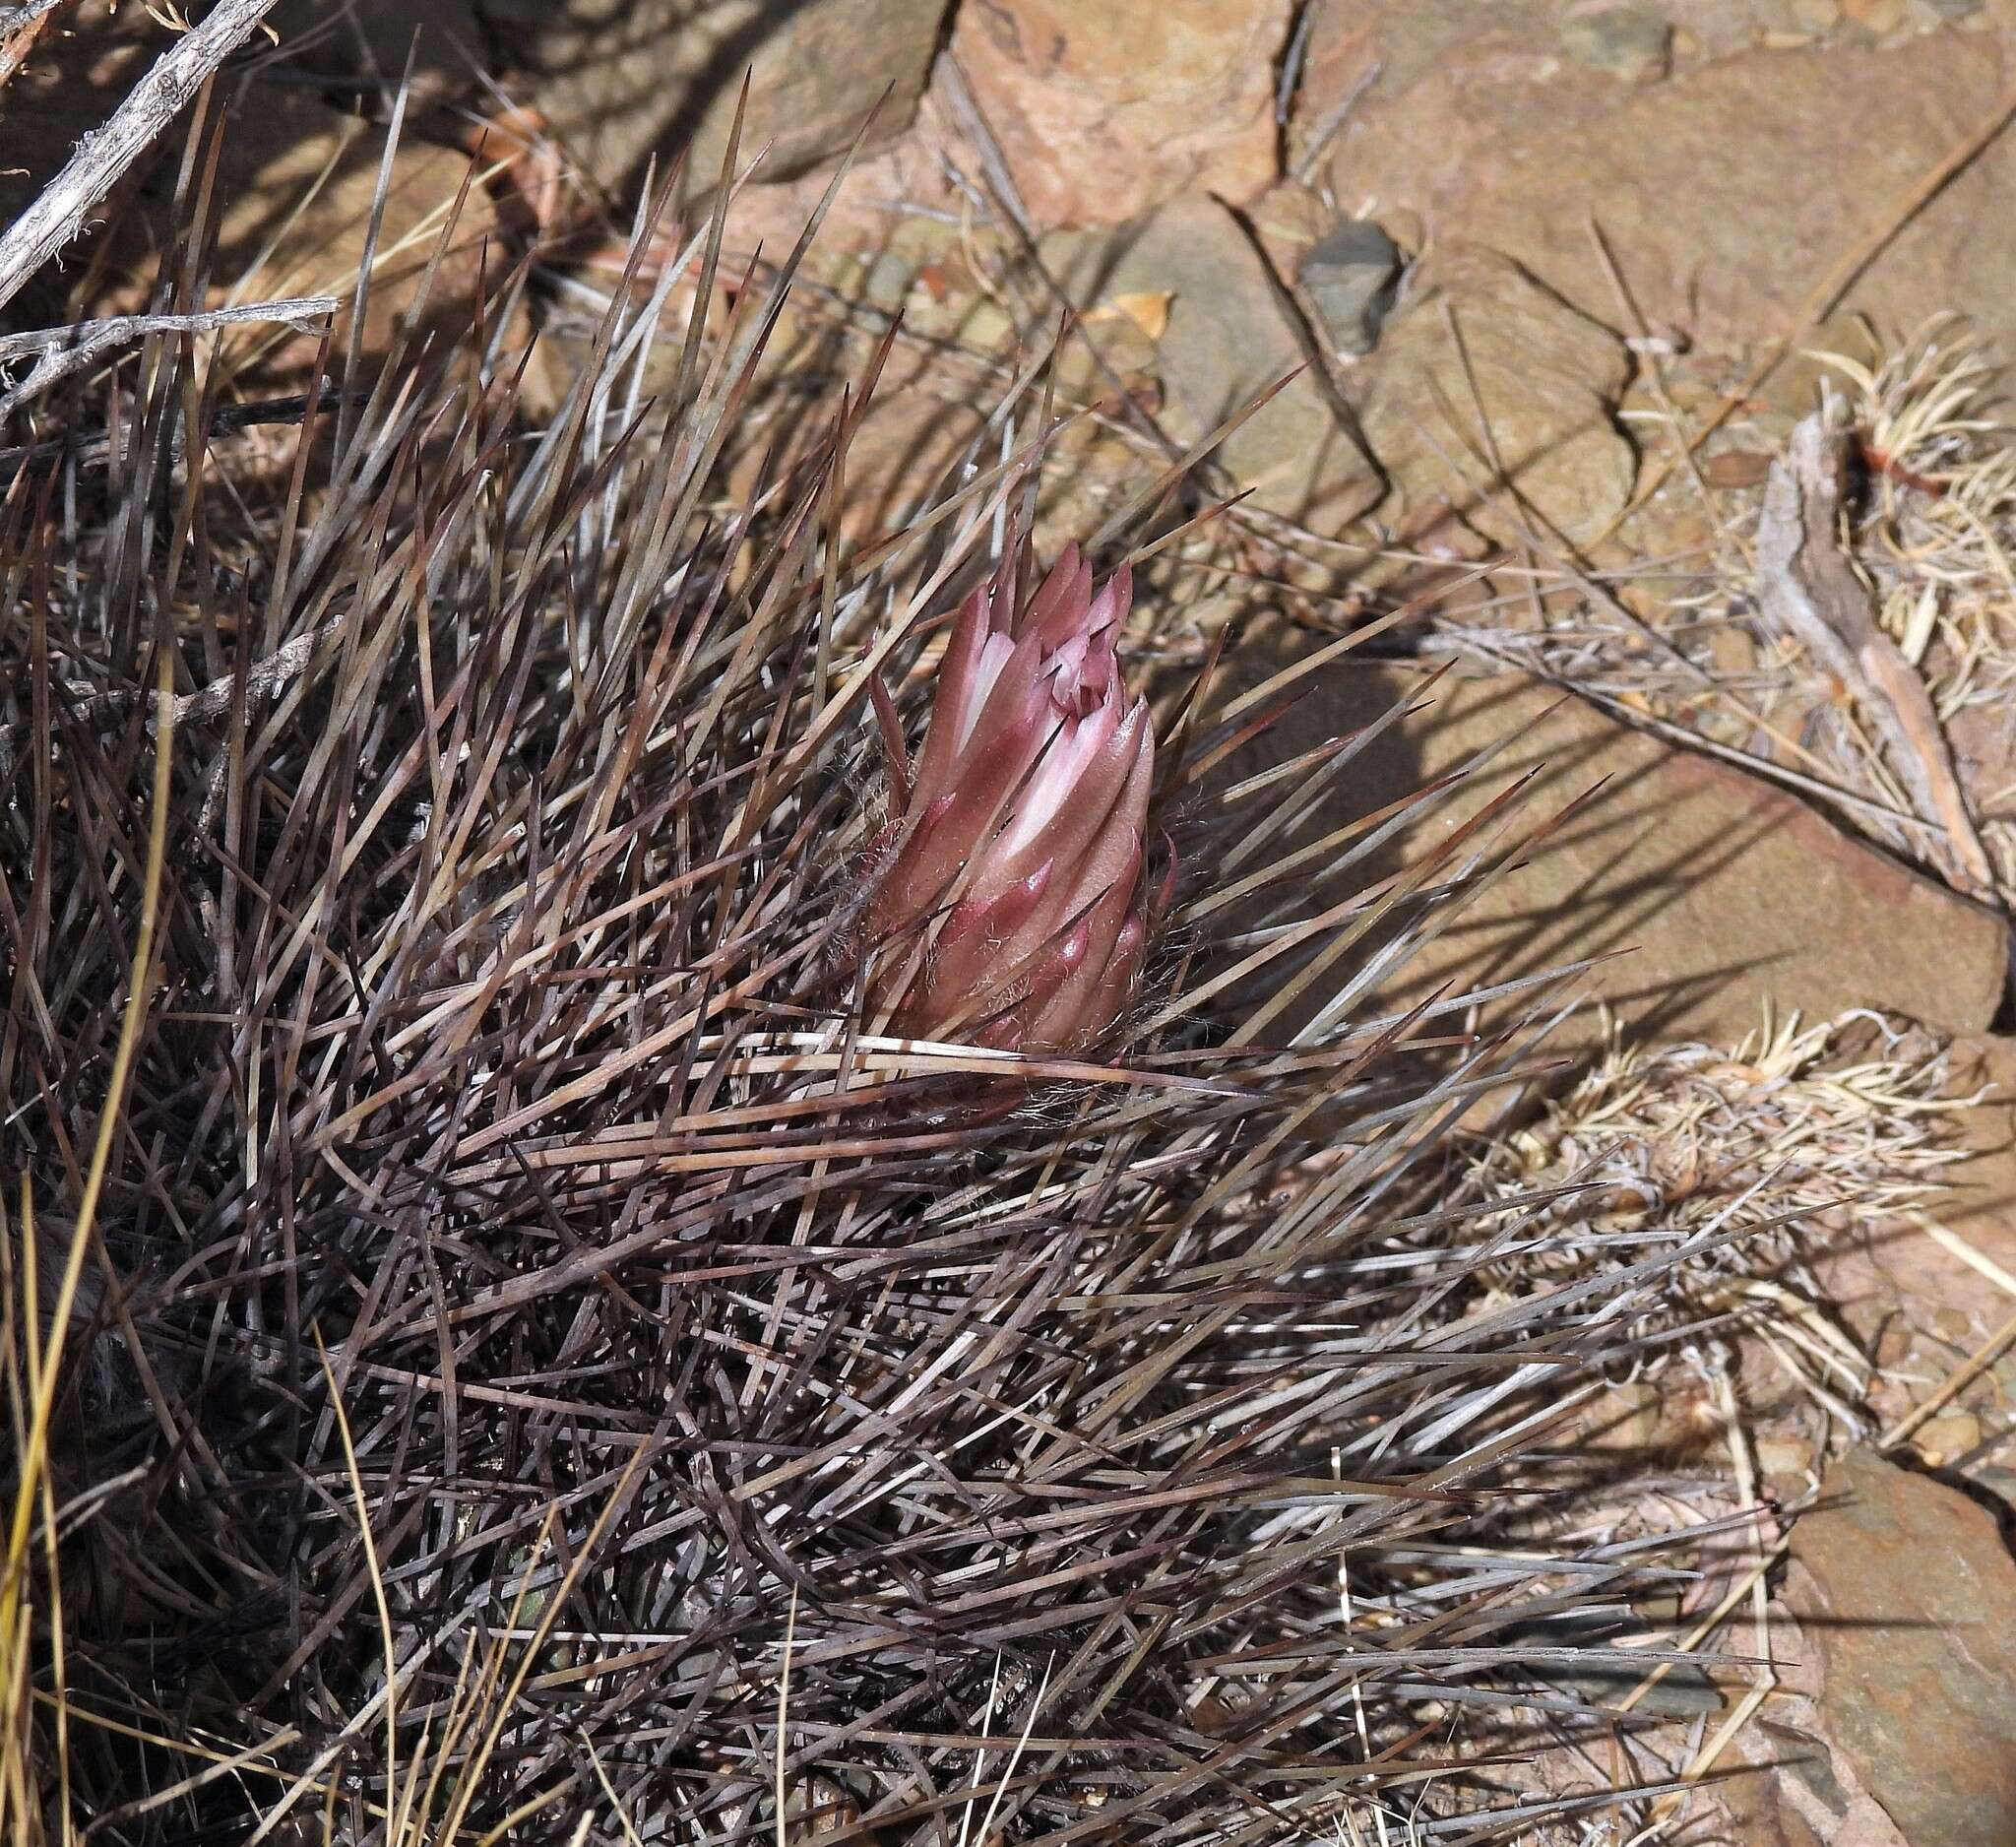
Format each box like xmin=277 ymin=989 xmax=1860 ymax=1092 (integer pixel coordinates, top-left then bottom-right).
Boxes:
xmin=862 ymin=543 xmax=1173 ymax=1052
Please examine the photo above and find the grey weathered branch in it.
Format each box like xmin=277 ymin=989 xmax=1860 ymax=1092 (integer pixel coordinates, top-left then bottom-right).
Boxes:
xmin=0 ymin=0 xmax=284 ymax=316
xmin=0 ymin=609 xmax=349 ymax=777
xmin=1755 ymin=406 xmax=1998 ymax=904
xmin=0 ymin=295 xmax=338 ymax=416
xmin=0 ymin=1 xmax=68 ymax=32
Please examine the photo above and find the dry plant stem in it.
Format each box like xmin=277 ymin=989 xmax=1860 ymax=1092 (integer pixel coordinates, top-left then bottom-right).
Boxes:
xmin=1914 ymin=1214 xmax=2016 ymax=1301
xmin=0 ymin=388 xmax=348 ymax=483
xmin=1291 ymin=56 xmax=1384 ymax=185
xmin=0 ymin=0 xmax=283 ymax=315
xmin=0 ymin=607 xmax=348 ymax=777
xmin=1756 ymin=410 xmax=1997 ymax=901
xmin=1880 ymin=1303 xmax=2016 ymax=1449
xmin=0 ymin=0 xmax=62 ymax=88
xmin=0 ymin=296 xmax=338 ymax=417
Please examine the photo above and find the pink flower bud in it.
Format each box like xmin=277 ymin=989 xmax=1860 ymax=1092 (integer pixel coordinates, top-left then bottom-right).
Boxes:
xmin=860 ymin=545 xmax=1173 ymax=1051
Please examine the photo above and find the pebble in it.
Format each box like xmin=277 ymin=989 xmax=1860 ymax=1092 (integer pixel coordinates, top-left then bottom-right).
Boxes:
xmin=1755 ymin=1433 xmax=1813 ymax=1480
xmin=1911 ymin=1411 xmax=1982 ymax=1465
xmin=1560 ymin=7 xmax=1674 ymax=81
xmin=1299 ymin=218 xmax=1404 ymax=357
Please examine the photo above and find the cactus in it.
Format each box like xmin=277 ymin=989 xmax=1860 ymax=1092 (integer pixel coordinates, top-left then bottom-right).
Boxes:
xmin=0 ymin=108 xmax=1724 ymax=1847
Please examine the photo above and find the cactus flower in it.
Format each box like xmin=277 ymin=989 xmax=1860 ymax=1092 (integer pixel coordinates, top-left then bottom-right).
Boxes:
xmin=861 ymin=544 xmax=1171 ymax=1052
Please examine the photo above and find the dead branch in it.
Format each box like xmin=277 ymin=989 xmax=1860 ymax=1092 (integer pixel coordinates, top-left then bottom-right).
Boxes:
xmin=0 ymin=608 xmax=349 ymax=777
xmin=1755 ymin=407 xmax=1999 ymax=905
xmin=0 ymin=295 xmax=339 ymax=416
xmin=0 ymin=0 xmax=284 ymax=315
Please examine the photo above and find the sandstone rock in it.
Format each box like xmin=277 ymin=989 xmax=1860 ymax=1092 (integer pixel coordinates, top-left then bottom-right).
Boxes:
xmin=1788 ymin=1450 xmax=2016 ymax=1847
xmin=1043 ymin=196 xmax=1384 ymax=530
xmin=1306 ymin=26 xmax=2016 ymax=360
xmin=476 ymin=0 xmax=950 ymax=196
xmin=1352 ymin=246 xmax=1636 ymax=543
xmin=1214 ymin=660 xmax=2007 ymax=1051
xmin=950 ymin=0 xmax=1292 ymax=224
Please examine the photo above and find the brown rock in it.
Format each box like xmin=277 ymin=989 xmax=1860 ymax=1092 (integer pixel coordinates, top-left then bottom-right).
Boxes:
xmin=1308 ymin=26 xmax=2016 ymax=357
xmin=1872 ymin=1033 xmax=2016 ymax=1333
xmin=1353 ymin=245 xmax=1636 ymax=543
xmin=1789 ymin=1450 xmax=2016 ymax=1847
xmin=1216 ymin=661 xmax=2007 ymax=1050
xmin=1043 ymin=196 xmax=1385 ymax=530
xmin=477 ymin=0 xmax=950 ymax=196
xmin=159 ymin=93 xmax=508 ymax=384
xmin=950 ymin=0 xmax=1292 ymax=224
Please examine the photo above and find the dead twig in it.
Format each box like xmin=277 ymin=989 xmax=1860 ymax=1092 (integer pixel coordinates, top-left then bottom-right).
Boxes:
xmin=0 ymin=607 xmax=351 ymax=777
xmin=1756 ymin=409 xmax=1998 ymax=902
xmin=0 ymin=0 xmax=67 ymax=88
xmin=0 ymin=295 xmax=339 ymax=417
xmin=1291 ymin=55 xmax=1383 ymax=185
xmin=0 ymin=0 xmax=284 ymax=315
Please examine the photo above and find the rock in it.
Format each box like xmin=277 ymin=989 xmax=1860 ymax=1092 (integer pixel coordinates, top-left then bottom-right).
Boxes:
xmin=1789 ymin=1451 xmax=2016 ymax=1847
xmin=1212 ymin=661 xmax=2008 ymax=1051
xmin=1909 ymin=1411 xmax=1982 ymax=1465
xmin=171 ymin=93 xmax=510 ymax=383
xmin=1043 ymin=196 xmax=1384 ymax=530
xmin=1560 ymin=7 xmax=1673 ymax=81
xmin=1755 ymin=1433 xmax=1814 ymax=1484
xmin=475 ymin=0 xmax=950 ymax=195
xmin=1305 ymin=29 xmax=2016 ymax=361
xmin=1299 ymin=219 xmax=1405 ymax=357
xmin=1352 ymin=246 xmax=1636 ymax=543
xmin=1861 ymin=1033 xmax=2016 ymax=1338
xmin=949 ymin=0 xmax=1292 ymax=224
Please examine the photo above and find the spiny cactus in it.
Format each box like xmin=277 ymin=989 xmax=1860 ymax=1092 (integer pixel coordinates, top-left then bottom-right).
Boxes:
xmin=0 ymin=106 xmax=1729 ymax=1847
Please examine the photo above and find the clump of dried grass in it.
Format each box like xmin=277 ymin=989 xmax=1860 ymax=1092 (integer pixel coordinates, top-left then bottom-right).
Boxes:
xmin=1455 ymin=1010 xmax=1965 ymax=1433
xmin=1814 ymin=315 xmax=2016 ymax=721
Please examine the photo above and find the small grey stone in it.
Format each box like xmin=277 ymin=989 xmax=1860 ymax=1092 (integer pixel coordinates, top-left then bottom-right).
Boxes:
xmin=1926 ymin=0 xmax=1983 ymax=17
xmin=1560 ymin=7 xmax=1673 ymax=82
xmin=862 ymin=252 xmax=911 ymax=313
xmin=1300 ymin=219 xmax=1404 ymax=358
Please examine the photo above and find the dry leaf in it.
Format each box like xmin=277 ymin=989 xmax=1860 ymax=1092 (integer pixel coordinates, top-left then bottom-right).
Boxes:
xmin=1085 ymin=289 xmax=1173 ymax=341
